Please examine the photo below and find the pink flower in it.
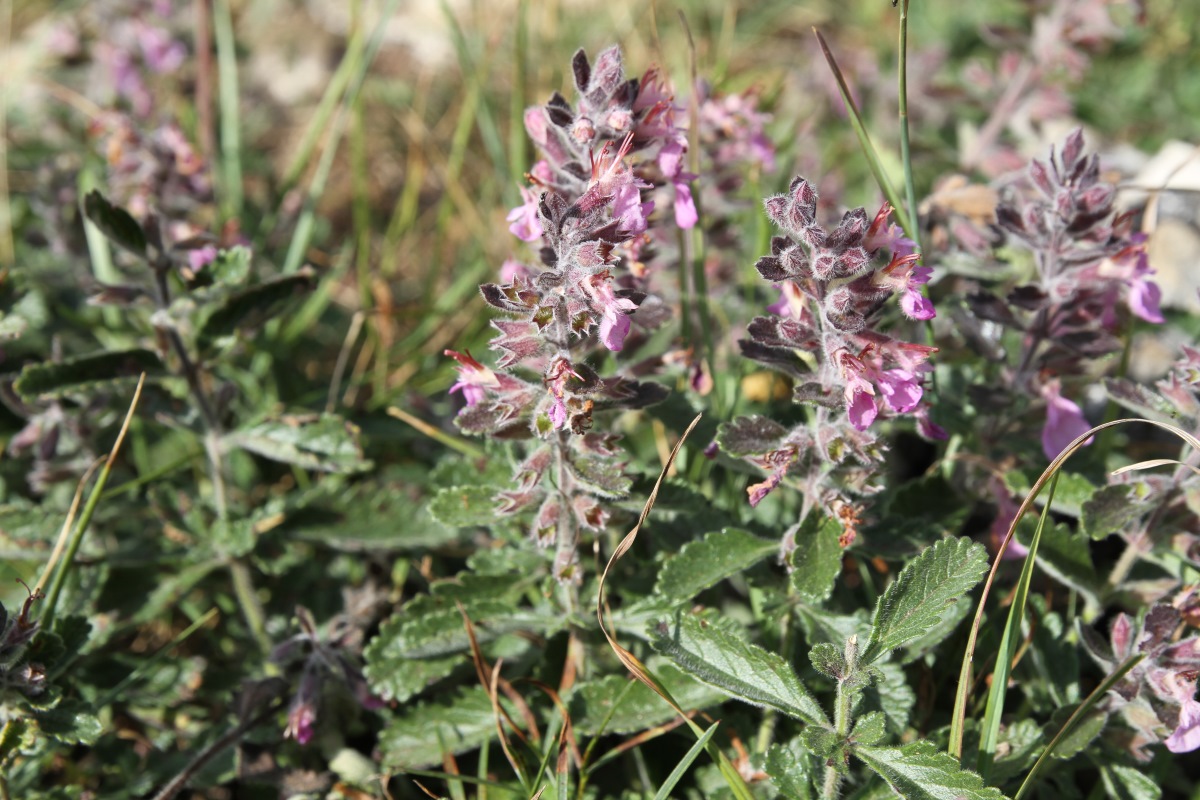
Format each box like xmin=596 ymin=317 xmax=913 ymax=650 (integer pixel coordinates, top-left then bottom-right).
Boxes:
xmin=445 ymin=349 xmax=499 ymax=406
xmin=285 ymin=699 xmax=317 ymax=745
xmin=1040 ymin=380 xmax=1093 ymax=459
xmin=658 ymin=140 xmax=698 ymax=229
xmin=875 ymin=252 xmax=935 ymax=320
xmin=584 ymin=271 xmax=637 ymax=351
xmin=865 ymin=203 xmax=916 ymax=256
xmin=1166 ymin=698 xmax=1200 ymax=753
xmin=875 ymin=368 xmax=923 ymax=413
xmin=612 ymin=182 xmax=653 ymax=236
xmin=506 ymin=186 xmax=543 ymax=242
xmin=187 ymin=244 xmax=218 ymax=271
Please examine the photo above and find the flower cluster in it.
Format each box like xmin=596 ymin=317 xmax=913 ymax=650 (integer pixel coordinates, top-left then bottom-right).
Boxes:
xmin=719 ymin=178 xmax=939 ymax=547
xmin=447 ymin=46 xmax=715 ymax=582
xmin=989 ymin=129 xmax=1162 ymax=459
xmin=270 ymin=607 xmax=382 ymax=746
xmin=1081 ymin=602 xmax=1200 ymax=757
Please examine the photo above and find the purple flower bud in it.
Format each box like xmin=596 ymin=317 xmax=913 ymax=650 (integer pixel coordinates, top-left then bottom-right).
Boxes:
xmin=1040 ymin=380 xmax=1093 ymax=459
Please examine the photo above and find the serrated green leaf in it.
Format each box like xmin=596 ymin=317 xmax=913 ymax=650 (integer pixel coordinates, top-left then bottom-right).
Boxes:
xmin=1104 ymin=378 xmax=1181 ymax=424
xmin=83 ymin=190 xmax=146 ymax=258
xmin=1003 ymin=471 xmax=1094 ymax=518
xmin=379 ymin=686 xmax=513 ymax=768
xmin=787 ymin=515 xmax=843 ymax=603
xmin=568 ymin=662 xmax=725 ymax=736
xmin=862 ymin=538 xmax=989 ymax=665
xmin=650 ymin=612 xmax=829 ymax=727
xmin=810 ymin=642 xmax=845 ymax=680
xmin=428 ymin=485 xmax=501 ymax=528
xmin=852 ymin=712 xmax=887 ymax=746
xmin=802 ymin=726 xmax=840 ymax=759
xmin=1081 ymin=483 xmax=1153 ymax=542
xmin=570 ymin=455 xmax=632 ymax=499
xmin=765 ymin=737 xmax=819 ymax=800
xmin=1099 ymin=763 xmax=1161 ymax=800
xmin=1043 ymin=706 xmax=1106 ymax=760
xmin=33 ymin=698 xmax=103 ymax=745
xmin=716 ymin=415 xmax=787 ymax=457
xmin=198 ymin=270 xmax=314 ymax=345
xmin=655 ymin=528 xmax=776 ymax=601
xmin=365 ymin=600 xmax=562 ymax=703
xmin=13 ymin=349 xmax=165 ymax=401
xmin=227 ymin=413 xmax=370 ymax=474
xmin=855 ymin=742 xmax=1010 ymax=800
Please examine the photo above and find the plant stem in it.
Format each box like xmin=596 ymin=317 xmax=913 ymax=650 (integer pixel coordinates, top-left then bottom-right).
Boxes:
xmin=897 ymin=0 xmax=920 ymax=252
xmin=824 ymin=636 xmax=858 ymax=800
xmin=212 ymin=0 xmax=243 ymax=219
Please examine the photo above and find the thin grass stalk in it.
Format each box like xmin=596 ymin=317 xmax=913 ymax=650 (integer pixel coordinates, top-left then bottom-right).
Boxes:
xmin=42 ymin=374 xmax=145 ymax=631
xmin=1014 ymin=652 xmax=1145 ymax=800
xmin=812 ymin=29 xmax=913 ymax=237
xmin=652 ymin=722 xmax=720 ymax=800
xmin=212 ymin=0 xmax=243 ymax=219
xmin=896 ymin=0 xmax=920 ymax=252
xmin=977 ymin=472 xmax=1059 ymax=781
xmin=0 ymin=0 xmax=12 ymax=268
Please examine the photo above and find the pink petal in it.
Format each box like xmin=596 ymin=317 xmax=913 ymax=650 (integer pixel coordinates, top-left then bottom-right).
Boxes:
xmin=901 ymin=288 xmax=936 ymax=320
xmin=1130 ymin=278 xmax=1165 ymax=324
xmin=1166 ymin=699 xmax=1200 ymax=753
xmin=673 ymin=182 xmax=698 ymax=229
xmin=600 ymin=313 xmax=631 ymax=351
xmin=1041 ymin=388 xmax=1093 ymax=460
xmin=847 ymin=387 xmax=878 ymax=430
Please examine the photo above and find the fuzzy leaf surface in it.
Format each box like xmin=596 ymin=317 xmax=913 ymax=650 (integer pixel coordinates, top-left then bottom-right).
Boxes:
xmin=83 ymin=190 xmax=146 ymax=257
xmin=1100 ymin=763 xmax=1161 ymax=800
xmin=428 ymin=485 xmax=503 ymax=528
xmin=654 ymin=528 xmax=776 ymax=601
xmin=855 ymin=741 xmax=1009 ymax=800
xmin=198 ymin=270 xmax=314 ymax=345
xmin=786 ymin=515 xmax=843 ymax=603
xmin=650 ymin=613 xmax=829 ymax=727
xmin=14 ymin=349 xmax=165 ymax=401
xmin=379 ymin=686 xmax=514 ymax=768
xmin=765 ymin=737 xmax=819 ymax=800
xmin=567 ymin=661 xmax=725 ymax=736
xmin=862 ymin=537 xmax=988 ymax=664
xmin=228 ymin=413 xmax=371 ymax=474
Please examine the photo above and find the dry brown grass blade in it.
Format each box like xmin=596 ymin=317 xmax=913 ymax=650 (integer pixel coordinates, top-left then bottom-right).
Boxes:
xmin=488 ymin=659 xmax=524 ymax=782
xmin=1111 ymin=458 xmax=1200 ymax=477
xmin=520 ymin=678 xmax=583 ymax=770
xmin=596 ymin=413 xmax=702 ymax=713
xmin=458 ymin=601 xmax=539 ymax=746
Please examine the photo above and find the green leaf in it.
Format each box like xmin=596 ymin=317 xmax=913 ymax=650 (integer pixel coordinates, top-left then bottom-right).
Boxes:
xmin=32 ymin=698 xmax=103 ymax=745
xmin=765 ymin=737 xmax=819 ymax=800
xmin=861 ymin=537 xmax=989 ymax=665
xmin=855 ymin=742 xmax=1009 ymax=800
xmin=379 ymin=686 xmax=512 ymax=768
xmin=1043 ymin=706 xmax=1106 ymax=760
xmin=570 ymin=455 xmax=632 ymax=499
xmin=654 ymin=528 xmax=776 ymax=601
xmin=650 ymin=612 xmax=829 ymax=727
xmin=852 ymin=712 xmax=887 ymax=746
xmin=1003 ymin=471 xmax=1095 ymax=518
xmin=227 ymin=413 xmax=371 ymax=474
xmin=1104 ymin=378 xmax=1181 ymax=424
xmin=13 ymin=349 xmax=165 ymax=401
xmin=863 ymin=661 xmax=915 ymax=737
xmin=197 ymin=269 xmax=315 ymax=345
xmin=207 ymin=245 xmax=252 ymax=286
xmin=809 ymin=642 xmax=845 ymax=680
xmin=716 ymin=415 xmax=787 ymax=457
xmin=428 ymin=485 xmax=501 ymax=528
xmin=365 ymin=599 xmax=562 ymax=703
xmin=1099 ymin=764 xmax=1161 ymax=800
xmin=786 ymin=515 xmax=843 ymax=603
xmin=987 ymin=719 xmax=1042 ymax=784
xmin=82 ymin=190 xmax=146 ymax=258
xmin=1081 ymin=482 xmax=1154 ymax=541
xmin=568 ymin=662 xmax=725 ymax=736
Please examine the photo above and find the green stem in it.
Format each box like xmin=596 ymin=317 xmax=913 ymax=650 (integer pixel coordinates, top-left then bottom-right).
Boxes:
xmin=897 ymin=0 xmax=920 ymax=251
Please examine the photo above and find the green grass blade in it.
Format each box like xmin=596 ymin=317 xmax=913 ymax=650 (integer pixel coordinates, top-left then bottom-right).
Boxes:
xmin=42 ymin=375 xmax=145 ymax=631
xmin=1014 ymin=652 xmax=1144 ymax=800
xmin=812 ymin=28 xmax=913 ymax=237
xmin=896 ymin=0 xmax=921 ymax=251
xmin=977 ymin=473 xmax=1058 ymax=781
xmin=653 ymin=721 xmax=720 ymax=800
xmin=212 ymin=0 xmax=243 ymax=219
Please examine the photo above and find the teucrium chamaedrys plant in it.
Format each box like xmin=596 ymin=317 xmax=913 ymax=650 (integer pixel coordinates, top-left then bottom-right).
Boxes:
xmin=718 ymin=176 xmax=942 ymax=550
xmin=445 ymin=45 xmax=708 ymax=585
